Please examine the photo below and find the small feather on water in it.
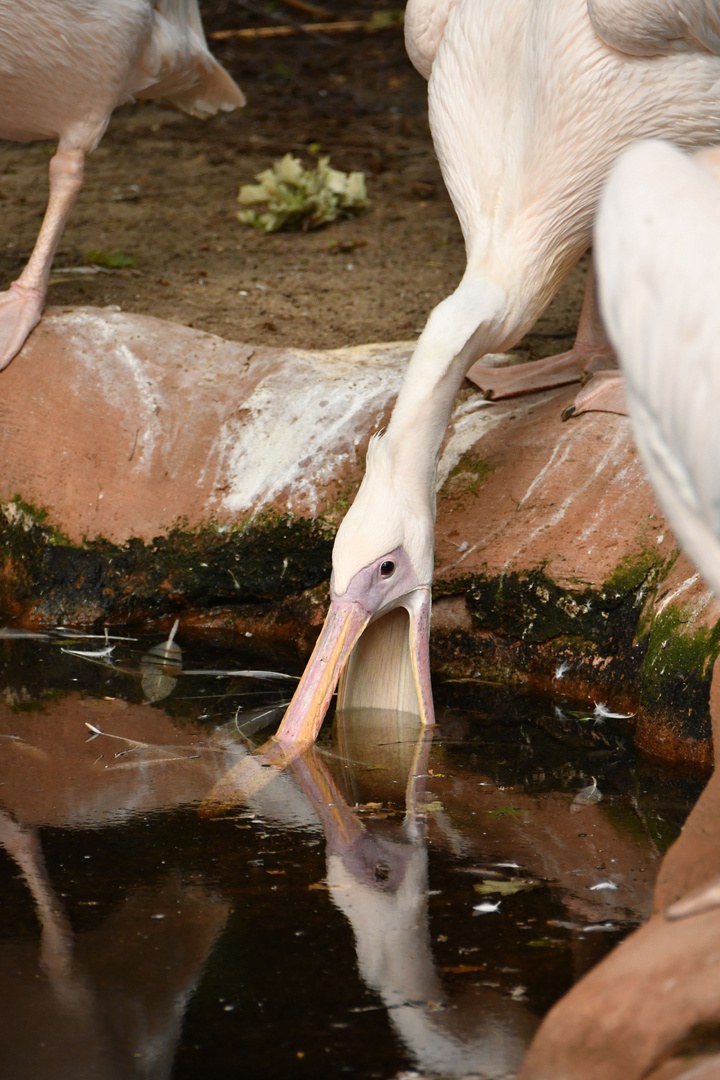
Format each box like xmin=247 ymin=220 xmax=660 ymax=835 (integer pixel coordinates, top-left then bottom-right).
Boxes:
xmin=571 ymin=777 xmax=602 ymax=810
xmin=594 ymin=702 xmax=635 ymax=719
xmin=62 ymin=645 xmax=115 ymax=658
xmin=473 ymin=900 xmax=502 ymax=914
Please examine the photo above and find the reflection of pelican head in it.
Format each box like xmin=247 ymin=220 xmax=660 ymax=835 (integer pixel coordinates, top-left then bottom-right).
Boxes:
xmin=326 ymin=839 xmax=430 ymax=994
xmin=327 ymin=842 xmax=536 ymax=1078
xmin=328 ymin=828 xmax=419 ymax=894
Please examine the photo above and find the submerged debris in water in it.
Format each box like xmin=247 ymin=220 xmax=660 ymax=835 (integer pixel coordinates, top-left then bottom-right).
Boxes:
xmin=53 ymin=627 xmax=138 ymax=642
xmin=141 ymin=620 xmax=182 ymax=703
xmin=183 ymin=668 xmax=295 ymax=679
xmin=237 ymin=154 xmax=368 ymax=232
xmin=474 ymin=878 xmax=540 ymax=896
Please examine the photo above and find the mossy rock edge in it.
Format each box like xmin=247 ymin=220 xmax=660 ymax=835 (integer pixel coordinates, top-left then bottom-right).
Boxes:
xmin=1 ymin=498 xmax=716 ymax=766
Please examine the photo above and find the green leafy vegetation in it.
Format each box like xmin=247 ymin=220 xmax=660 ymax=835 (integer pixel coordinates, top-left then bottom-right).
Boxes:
xmin=237 ymin=154 xmax=368 ymax=232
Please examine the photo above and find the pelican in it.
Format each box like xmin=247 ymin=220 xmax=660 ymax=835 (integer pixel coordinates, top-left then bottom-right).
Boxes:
xmin=521 ymin=131 xmax=720 ymax=1051
xmin=274 ymin=0 xmax=720 ymax=752
xmin=0 ymin=0 xmax=244 ymax=368
xmin=465 ymin=1 xmax=720 ymax=411
xmin=595 ymin=135 xmax=720 ymax=927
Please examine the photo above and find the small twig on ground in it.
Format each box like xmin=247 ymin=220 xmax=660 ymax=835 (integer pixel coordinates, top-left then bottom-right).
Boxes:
xmin=279 ymin=0 xmax=332 ymax=17
xmin=211 ymin=20 xmax=364 ymax=40
xmin=228 ymin=0 xmax=336 ymax=43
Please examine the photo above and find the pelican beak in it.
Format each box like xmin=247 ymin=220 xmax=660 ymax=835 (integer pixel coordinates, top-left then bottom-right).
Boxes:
xmin=199 ymin=589 xmax=435 ymax=814
xmin=274 ymin=598 xmax=372 ymax=751
xmin=274 ymin=587 xmax=435 ymax=751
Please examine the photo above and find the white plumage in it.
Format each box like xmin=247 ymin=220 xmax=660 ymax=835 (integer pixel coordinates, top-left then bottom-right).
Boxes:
xmin=0 ymin=0 xmax=244 ymax=368
xmin=595 ymin=138 xmax=720 ymax=925
xmin=596 ymin=139 xmax=720 ymax=600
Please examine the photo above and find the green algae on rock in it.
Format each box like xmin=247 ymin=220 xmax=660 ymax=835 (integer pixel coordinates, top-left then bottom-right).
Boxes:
xmin=0 ymin=501 xmax=333 ymax=630
xmin=634 ymin=558 xmax=720 ymax=768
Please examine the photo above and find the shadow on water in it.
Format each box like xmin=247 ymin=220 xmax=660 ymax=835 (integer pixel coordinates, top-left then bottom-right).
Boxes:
xmin=0 ymin=627 xmax=707 ymax=1079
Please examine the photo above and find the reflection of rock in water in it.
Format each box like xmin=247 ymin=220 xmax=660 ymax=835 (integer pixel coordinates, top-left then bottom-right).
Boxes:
xmin=0 ymin=695 xmax=238 ymax=1080
xmin=519 ymin=655 xmax=720 ymax=1080
xmin=0 ymin=848 xmax=228 ymax=1080
xmin=0 ymin=694 xmax=244 ymax=828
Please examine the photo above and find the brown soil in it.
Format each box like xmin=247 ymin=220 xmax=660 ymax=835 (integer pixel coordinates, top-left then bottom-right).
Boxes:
xmin=0 ymin=0 xmax=585 ymax=357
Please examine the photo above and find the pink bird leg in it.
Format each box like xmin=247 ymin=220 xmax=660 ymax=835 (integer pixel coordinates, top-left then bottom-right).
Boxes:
xmin=0 ymin=147 xmax=84 ymax=368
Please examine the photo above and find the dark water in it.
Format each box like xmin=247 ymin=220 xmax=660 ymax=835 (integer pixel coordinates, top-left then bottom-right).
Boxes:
xmin=0 ymin=628 xmax=704 ymax=1080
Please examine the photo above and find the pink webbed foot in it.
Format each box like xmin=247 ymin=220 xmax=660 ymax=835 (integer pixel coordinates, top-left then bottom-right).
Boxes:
xmin=0 ymin=281 xmax=44 ymax=369
xmin=466 ymin=342 xmax=616 ymax=400
xmin=561 ymin=369 xmax=628 ymax=420
xmin=466 ymin=257 xmax=622 ymax=413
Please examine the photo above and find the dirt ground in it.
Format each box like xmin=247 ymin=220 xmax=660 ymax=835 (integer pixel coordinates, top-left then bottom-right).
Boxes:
xmin=0 ymin=0 xmax=585 ymax=358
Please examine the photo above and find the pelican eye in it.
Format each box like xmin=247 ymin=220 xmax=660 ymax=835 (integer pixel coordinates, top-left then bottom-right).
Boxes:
xmin=379 ymin=560 xmax=395 ymax=578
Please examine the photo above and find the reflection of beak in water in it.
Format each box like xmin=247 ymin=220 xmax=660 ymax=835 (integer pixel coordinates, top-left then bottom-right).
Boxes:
xmin=291 ymin=708 xmax=538 ymax=1079
xmin=519 ymin=655 xmax=720 ymax=1080
xmin=201 ymin=607 xmax=433 ymax=813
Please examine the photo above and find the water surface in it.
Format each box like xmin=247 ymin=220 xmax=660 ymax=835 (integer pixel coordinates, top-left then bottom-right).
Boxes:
xmin=0 ymin=629 xmax=703 ymax=1079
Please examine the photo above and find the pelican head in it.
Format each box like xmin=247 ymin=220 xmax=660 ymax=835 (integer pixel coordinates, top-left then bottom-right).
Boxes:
xmin=274 ymin=433 xmax=435 ymax=750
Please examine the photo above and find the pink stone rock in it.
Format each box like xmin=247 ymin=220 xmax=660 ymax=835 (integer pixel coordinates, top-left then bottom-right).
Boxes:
xmin=0 ymin=306 xmax=411 ymax=544
xmin=436 ymin=386 xmax=666 ymax=590
xmin=0 ymin=307 xmax=716 ymax=764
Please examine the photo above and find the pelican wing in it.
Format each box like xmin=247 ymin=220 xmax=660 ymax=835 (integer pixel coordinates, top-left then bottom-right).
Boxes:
xmin=588 ymin=0 xmax=720 ymax=56
xmin=596 ymin=139 xmax=720 ymax=598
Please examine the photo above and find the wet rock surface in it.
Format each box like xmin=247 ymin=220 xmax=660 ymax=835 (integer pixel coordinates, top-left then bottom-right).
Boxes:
xmin=0 ymin=308 xmax=717 ymax=765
